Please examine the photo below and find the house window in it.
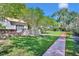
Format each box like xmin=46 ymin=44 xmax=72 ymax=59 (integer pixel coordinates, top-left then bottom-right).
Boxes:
xmin=16 ymin=25 xmax=24 ymax=32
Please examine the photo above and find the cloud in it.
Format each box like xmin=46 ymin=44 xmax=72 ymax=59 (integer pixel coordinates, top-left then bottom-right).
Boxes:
xmin=59 ymin=3 xmax=68 ymax=9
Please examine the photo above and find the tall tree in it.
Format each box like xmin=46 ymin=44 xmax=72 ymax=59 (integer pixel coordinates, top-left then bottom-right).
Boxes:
xmin=38 ymin=16 xmax=58 ymax=32
xmin=52 ymin=8 xmax=79 ymax=31
xmin=0 ymin=3 xmax=28 ymax=19
xmin=20 ymin=7 xmax=44 ymax=35
xmin=29 ymin=8 xmax=44 ymax=35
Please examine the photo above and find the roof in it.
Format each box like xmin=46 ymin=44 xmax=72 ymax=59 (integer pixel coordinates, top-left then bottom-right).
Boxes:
xmin=5 ymin=17 xmax=26 ymax=25
xmin=10 ymin=21 xmax=25 ymax=26
xmin=0 ymin=29 xmax=16 ymax=31
xmin=6 ymin=17 xmax=26 ymax=24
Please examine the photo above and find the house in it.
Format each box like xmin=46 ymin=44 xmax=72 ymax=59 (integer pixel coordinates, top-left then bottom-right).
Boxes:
xmin=0 ymin=17 xmax=28 ymax=35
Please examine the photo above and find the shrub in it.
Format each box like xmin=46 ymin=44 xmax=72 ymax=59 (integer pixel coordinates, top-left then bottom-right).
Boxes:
xmin=0 ymin=35 xmax=59 ymax=56
xmin=0 ymin=44 xmax=13 ymax=55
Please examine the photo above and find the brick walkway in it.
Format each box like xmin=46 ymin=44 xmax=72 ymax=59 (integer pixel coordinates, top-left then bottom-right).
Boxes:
xmin=43 ymin=32 xmax=66 ymax=56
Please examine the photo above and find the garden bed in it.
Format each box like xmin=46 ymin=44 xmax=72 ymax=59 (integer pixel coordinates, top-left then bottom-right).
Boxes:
xmin=0 ymin=35 xmax=59 ymax=56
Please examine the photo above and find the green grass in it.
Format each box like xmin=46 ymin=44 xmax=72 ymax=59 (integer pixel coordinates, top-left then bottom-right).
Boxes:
xmin=0 ymin=31 xmax=62 ymax=56
xmin=46 ymin=31 xmax=62 ymax=36
xmin=65 ymin=32 xmax=79 ymax=56
xmin=8 ymin=36 xmax=58 ymax=56
xmin=65 ymin=35 xmax=74 ymax=56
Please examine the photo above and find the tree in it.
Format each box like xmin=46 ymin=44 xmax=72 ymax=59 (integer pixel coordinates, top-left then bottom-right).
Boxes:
xmin=0 ymin=3 xmax=32 ymax=35
xmin=18 ymin=7 xmax=44 ymax=35
xmin=52 ymin=8 xmax=79 ymax=31
xmin=38 ymin=16 xmax=58 ymax=32
xmin=29 ymin=8 xmax=44 ymax=35
xmin=0 ymin=3 xmax=29 ymax=19
xmin=69 ymin=15 xmax=79 ymax=34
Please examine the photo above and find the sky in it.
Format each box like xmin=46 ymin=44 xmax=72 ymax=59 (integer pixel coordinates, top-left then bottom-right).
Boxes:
xmin=26 ymin=3 xmax=79 ymax=17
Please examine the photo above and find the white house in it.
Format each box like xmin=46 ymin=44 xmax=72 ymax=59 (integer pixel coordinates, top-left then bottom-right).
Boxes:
xmin=0 ymin=17 xmax=28 ymax=35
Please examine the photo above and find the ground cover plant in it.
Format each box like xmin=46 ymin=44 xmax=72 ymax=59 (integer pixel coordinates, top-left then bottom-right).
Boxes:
xmin=0 ymin=32 xmax=62 ymax=56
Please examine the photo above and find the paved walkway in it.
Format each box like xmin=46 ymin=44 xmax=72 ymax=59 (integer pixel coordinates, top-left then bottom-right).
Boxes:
xmin=43 ymin=32 xmax=66 ymax=56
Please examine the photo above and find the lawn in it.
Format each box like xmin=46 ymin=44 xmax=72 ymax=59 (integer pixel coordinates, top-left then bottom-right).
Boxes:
xmin=46 ymin=31 xmax=62 ymax=36
xmin=65 ymin=33 xmax=75 ymax=56
xmin=0 ymin=31 xmax=62 ymax=56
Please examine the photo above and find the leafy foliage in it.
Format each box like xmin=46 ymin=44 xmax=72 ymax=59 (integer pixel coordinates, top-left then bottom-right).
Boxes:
xmin=52 ymin=8 xmax=79 ymax=33
xmin=0 ymin=24 xmax=6 ymax=29
xmin=0 ymin=3 xmax=59 ymax=35
xmin=0 ymin=35 xmax=59 ymax=56
xmin=0 ymin=3 xmax=27 ymax=19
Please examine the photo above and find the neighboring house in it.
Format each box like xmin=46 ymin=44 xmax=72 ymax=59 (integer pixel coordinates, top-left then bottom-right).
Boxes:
xmin=0 ymin=17 xmax=28 ymax=35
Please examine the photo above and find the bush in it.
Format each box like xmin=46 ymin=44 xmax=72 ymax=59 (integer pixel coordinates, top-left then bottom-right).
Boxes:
xmin=67 ymin=32 xmax=73 ymax=35
xmin=0 ymin=44 xmax=13 ymax=56
xmin=0 ymin=35 xmax=58 ymax=56
xmin=0 ymin=24 xmax=6 ymax=29
xmin=53 ymin=28 xmax=59 ymax=31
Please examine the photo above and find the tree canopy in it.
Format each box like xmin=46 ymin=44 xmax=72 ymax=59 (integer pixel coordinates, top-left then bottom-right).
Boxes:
xmin=52 ymin=8 xmax=79 ymax=32
xmin=0 ymin=3 xmax=59 ymax=35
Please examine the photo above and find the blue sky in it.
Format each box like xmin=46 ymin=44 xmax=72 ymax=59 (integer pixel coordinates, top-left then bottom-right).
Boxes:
xmin=26 ymin=3 xmax=79 ymax=16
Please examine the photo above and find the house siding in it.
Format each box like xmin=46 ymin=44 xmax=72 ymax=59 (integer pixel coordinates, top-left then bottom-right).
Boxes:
xmin=0 ymin=18 xmax=28 ymax=35
xmin=0 ymin=19 xmax=16 ymax=29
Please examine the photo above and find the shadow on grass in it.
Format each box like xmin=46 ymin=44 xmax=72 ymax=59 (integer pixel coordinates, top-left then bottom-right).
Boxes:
xmin=66 ymin=34 xmax=79 ymax=56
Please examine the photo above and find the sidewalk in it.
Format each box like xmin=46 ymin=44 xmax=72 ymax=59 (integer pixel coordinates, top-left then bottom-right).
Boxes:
xmin=43 ymin=32 xmax=66 ymax=56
